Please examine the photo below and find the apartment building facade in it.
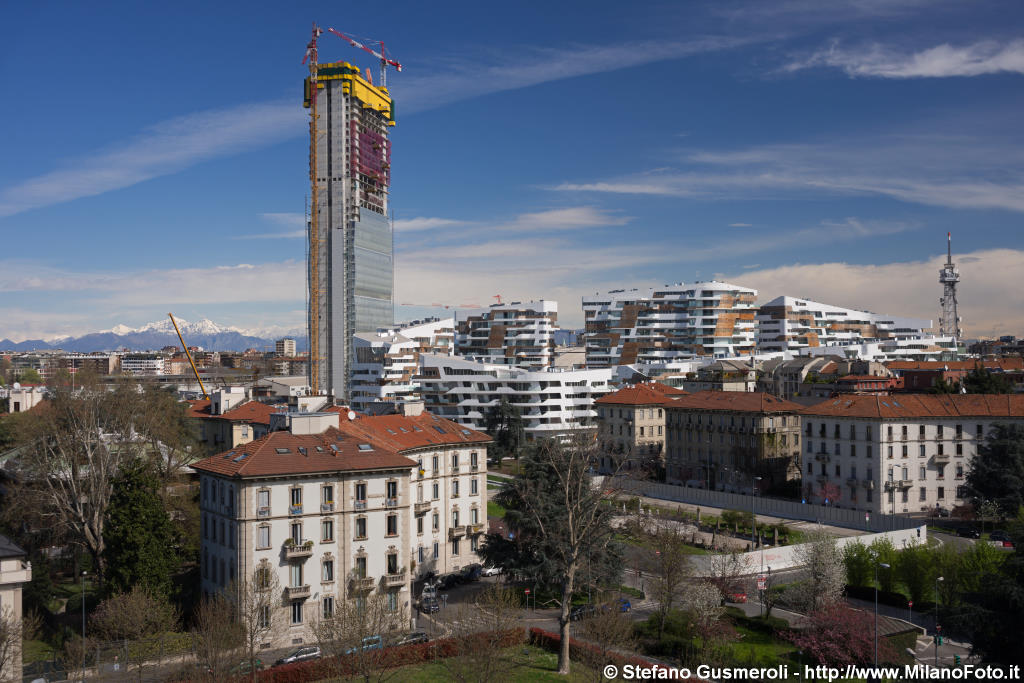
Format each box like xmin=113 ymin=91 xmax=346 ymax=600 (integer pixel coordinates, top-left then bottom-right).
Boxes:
xmin=582 ymin=282 xmax=758 ymax=367
xmin=594 ymin=382 xmax=687 ymax=473
xmin=455 ymin=301 xmax=557 ymax=370
xmin=756 ymin=296 xmax=931 ymax=353
xmin=0 ymin=535 xmax=31 ymax=683
xmin=664 ymin=391 xmax=804 ymax=491
xmin=799 ymin=394 xmax=1024 ymax=515
xmin=416 ymin=353 xmax=614 ymax=440
xmin=194 ymin=409 xmax=489 ymax=648
xmin=350 ymin=318 xmax=455 ymax=412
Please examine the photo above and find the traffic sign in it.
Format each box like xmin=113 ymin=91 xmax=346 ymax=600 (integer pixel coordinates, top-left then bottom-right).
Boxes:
xmin=757 ymin=576 xmax=766 ymax=591
xmin=524 ymin=589 xmax=530 ymax=594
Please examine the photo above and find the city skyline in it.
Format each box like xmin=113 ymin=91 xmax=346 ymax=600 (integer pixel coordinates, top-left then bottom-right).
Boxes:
xmin=2 ymin=1 xmax=1023 ymax=341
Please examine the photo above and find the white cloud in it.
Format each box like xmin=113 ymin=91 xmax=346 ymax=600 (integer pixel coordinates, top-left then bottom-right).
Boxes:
xmin=728 ymin=248 xmax=1024 ymax=338
xmin=786 ymin=39 xmax=1024 ymax=78
xmin=393 ymin=217 xmax=468 ymax=232
xmin=0 ymin=101 xmax=305 ymax=218
xmin=730 ymin=222 xmax=753 ymax=228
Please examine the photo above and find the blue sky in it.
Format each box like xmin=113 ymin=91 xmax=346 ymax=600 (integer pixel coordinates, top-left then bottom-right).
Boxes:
xmin=2 ymin=0 xmax=1023 ymax=340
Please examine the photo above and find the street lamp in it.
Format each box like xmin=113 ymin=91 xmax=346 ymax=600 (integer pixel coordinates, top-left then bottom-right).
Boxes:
xmin=935 ymin=576 xmax=944 ymax=666
xmin=875 ymin=562 xmax=890 ymax=666
xmin=751 ymin=475 xmax=763 ymax=553
xmin=81 ymin=570 xmax=87 ymax=641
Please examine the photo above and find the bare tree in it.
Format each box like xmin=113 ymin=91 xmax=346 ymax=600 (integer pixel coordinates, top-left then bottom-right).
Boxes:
xmin=58 ymin=637 xmax=90 ymax=683
xmin=641 ymin=520 xmax=693 ymax=639
xmin=0 ymin=607 xmax=40 ymax=683
xmin=232 ymin=566 xmax=283 ymax=683
xmin=439 ymin=585 xmax=523 ymax=683
xmin=13 ymin=380 xmax=148 ymax=586
xmin=191 ymin=592 xmax=244 ymax=680
xmin=308 ymin=591 xmax=405 ymax=683
xmin=574 ymin=607 xmax=637 ymax=683
xmin=783 ymin=532 xmax=846 ymax=613
xmin=90 ymin=585 xmax=180 ymax=681
xmin=706 ymin=550 xmax=752 ymax=598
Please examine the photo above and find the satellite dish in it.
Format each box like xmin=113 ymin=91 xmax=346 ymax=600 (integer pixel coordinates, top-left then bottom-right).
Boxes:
xmin=347 ymin=410 xmax=356 ymax=421
xmin=12 ymin=382 xmax=21 ymax=390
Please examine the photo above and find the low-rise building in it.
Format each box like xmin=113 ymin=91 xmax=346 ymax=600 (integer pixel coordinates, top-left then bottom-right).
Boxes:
xmin=593 ymin=382 xmax=688 ymax=473
xmin=187 ymin=388 xmax=276 ymax=452
xmin=887 ymin=358 xmax=1024 ymax=393
xmin=193 ymin=408 xmax=489 ymax=648
xmin=664 ymin=391 xmax=804 ymax=491
xmin=0 ymin=535 xmax=31 ymax=683
xmin=799 ymin=394 xmax=1024 ymax=515
xmin=276 ymin=338 xmax=297 ymax=357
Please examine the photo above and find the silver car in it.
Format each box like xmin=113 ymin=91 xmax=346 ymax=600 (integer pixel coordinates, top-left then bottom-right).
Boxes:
xmin=274 ymin=646 xmax=321 ymax=666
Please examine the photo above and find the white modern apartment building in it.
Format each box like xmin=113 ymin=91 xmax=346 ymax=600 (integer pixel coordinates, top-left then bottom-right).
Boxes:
xmin=756 ymin=296 xmax=932 ymax=353
xmin=416 ymin=353 xmax=614 ymax=440
xmin=194 ymin=408 xmax=489 ymax=648
xmin=276 ymin=338 xmax=297 ymax=357
xmin=800 ymin=394 xmax=1024 ymax=515
xmin=799 ymin=335 xmax=960 ymax=362
xmin=456 ymin=301 xmax=557 ymax=370
xmin=119 ymin=353 xmax=166 ymax=376
xmin=582 ymin=282 xmax=758 ymax=367
xmin=350 ymin=318 xmax=455 ymax=412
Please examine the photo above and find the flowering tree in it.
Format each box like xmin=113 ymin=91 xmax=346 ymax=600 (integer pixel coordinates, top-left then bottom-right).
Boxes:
xmin=786 ymin=604 xmax=897 ymax=666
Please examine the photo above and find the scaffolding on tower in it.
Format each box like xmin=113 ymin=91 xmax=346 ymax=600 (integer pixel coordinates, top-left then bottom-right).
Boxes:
xmin=303 ymin=24 xmax=323 ymax=395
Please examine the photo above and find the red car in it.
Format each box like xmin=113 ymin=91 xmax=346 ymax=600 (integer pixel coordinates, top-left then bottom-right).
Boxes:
xmin=726 ymin=592 xmax=748 ymax=603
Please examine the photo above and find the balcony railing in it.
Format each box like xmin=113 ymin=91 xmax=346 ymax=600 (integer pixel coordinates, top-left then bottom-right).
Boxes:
xmin=285 ymin=584 xmax=311 ymax=599
xmin=414 ymin=501 xmax=432 ymax=514
xmin=468 ymin=523 xmax=484 ymax=534
xmin=934 ymin=453 xmax=950 ymax=462
xmin=385 ymin=497 xmax=399 ymax=508
xmin=354 ymin=500 xmax=367 ymax=511
xmin=289 ymin=504 xmax=303 ymax=515
xmin=283 ymin=539 xmax=314 ymax=559
xmin=349 ymin=575 xmax=376 ymax=591
xmin=861 ymin=480 xmax=875 ymax=489
xmin=384 ymin=570 xmax=406 ymax=587
xmin=449 ymin=525 xmax=467 ymax=539
xmin=321 ymin=502 xmax=335 ymax=512
xmin=257 ymin=506 xmax=270 ymax=518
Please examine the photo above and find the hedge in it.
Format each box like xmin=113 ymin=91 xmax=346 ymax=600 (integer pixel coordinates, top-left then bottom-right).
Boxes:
xmin=528 ymin=627 xmax=679 ymax=677
xmin=174 ymin=629 xmax=527 ymax=683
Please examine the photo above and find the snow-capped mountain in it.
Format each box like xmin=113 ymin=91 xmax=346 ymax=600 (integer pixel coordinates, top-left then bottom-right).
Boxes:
xmin=0 ymin=318 xmax=308 ymax=353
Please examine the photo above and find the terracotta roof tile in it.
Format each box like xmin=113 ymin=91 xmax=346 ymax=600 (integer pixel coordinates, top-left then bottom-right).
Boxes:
xmin=665 ymin=390 xmax=803 ymax=413
xmin=595 ymin=382 xmax=688 ymax=406
xmin=799 ymin=394 xmax=1024 ymax=419
xmin=191 ymin=427 xmax=415 ymax=478
xmin=887 ymin=359 xmax=1024 ymax=372
xmin=343 ymin=412 xmax=492 ymax=452
xmin=186 ymin=399 xmax=275 ymax=425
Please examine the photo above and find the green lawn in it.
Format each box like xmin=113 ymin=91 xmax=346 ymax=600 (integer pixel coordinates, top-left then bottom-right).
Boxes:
xmin=724 ymin=608 xmax=798 ymax=667
xmin=488 ymin=500 xmax=507 ymax=518
xmin=372 ymin=645 xmax=596 ymax=682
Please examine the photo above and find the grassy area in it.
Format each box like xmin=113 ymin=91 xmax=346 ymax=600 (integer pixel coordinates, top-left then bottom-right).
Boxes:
xmin=488 ymin=500 xmax=507 ymax=518
xmin=376 ymin=645 xmax=596 ymax=682
xmin=724 ymin=608 xmax=797 ymax=666
xmin=22 ymin=639 xmax=58 ymax=666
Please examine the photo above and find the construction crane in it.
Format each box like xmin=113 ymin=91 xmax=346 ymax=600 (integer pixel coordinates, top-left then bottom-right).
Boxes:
xmin=168 ymin=313 xmax=209 ymax=400
xmin=303 ymin=24 xmax=323 ymax=395
xmin=325 ymin=28 xmax=403 ymax=88
xmin=492 ymin=294 xmax=503 ymax=305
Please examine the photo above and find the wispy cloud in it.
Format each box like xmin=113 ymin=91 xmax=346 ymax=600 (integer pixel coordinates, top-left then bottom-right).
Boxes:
xmin=729 ymin=222 xmax=753 ymax=228
xmin=261 ymin=212 xmax=306 ymax=227
xmin=394 ymin=217 xmax=469 ymax=232
xmin=785 ymin=39 xmax=1024 ymax=78
xmin=553 ymin=135 xmax=1024 ymax=213
xmin=0 ymin=101 xmax=305 ymax=218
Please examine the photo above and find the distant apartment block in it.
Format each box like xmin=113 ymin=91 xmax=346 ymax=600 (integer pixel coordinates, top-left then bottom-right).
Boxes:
xmin=351 ymin=318 xmax=455 ymax=412
xmin=415 ymin=354 xmax=614 ymax=440
xmin=456 ymin=301 xmax=557 ymax=370
xmin=583 ymin=282 xmax=758 ymax=367
xmin=119 ymin=353 xmax=165 ymax=376
xmin=0 ymin=535 xmax=31 ymax=683
xmin=594 ymin=382 xmax=688 ymax=473
xmin=800 ymin=394 xmax=1024 ymax=515
xmin=3 ymin=384 xmax=46 ymax=413
xmin=664 ymin=391 xmax=804 ymax=491
xmin=187 ymin=388 xmax=276 ymax=451
xmin=276 ymin=338 xmax=297 ymax=357
xmin=756 ymin=296 xmax=932 ymax=353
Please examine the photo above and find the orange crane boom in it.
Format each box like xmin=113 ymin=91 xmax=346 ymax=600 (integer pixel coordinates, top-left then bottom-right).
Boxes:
xmin=168 ymin=313 xmax=209 ymax=400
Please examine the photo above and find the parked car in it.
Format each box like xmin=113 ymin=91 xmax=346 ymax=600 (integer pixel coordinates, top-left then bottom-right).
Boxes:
xmin=933 ymin=507 xmax=951 ymax=518
xmin=439 ymin=573 xmax=461 ymax=590
xmin=345 ymin=635 xmax=383 ymax=655
xmin=726 ymin=592 xmax=748 ymax=604
xmin=420 ymin=596 xmax=440 ymax=614
xmin=482 ymin=565 xmax=502 ymax=576
xmin=229 ymin=658 xmax=262 ymax=675
xmin=569 ymin=604 xmax=597 ymax=621
xmin=394 ymin=630 xmax=430 ymax=647
xmin=460 ymin=563 xmax=483 ymax=582
xmin=615 ymin=598 xmax=631 ymax=612
xmin=956 ymin=527 xmax=981 ymax=539
xmin=990 ymin=531 xmax=1014 ymax=548
xmin=274 ymin=646 xmax=321 ymax=666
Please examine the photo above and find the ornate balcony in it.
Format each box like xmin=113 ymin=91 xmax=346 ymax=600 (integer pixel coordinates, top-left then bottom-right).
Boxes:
xmin=384 ymin=570 xmax=406 ymax=587
xmin=321 ymin=502 xmax=335 ymax=512
xmin=283 ymin=539 xmax=313 ymax=559
xmin=349 ymin=575 xmax=376 ymax=592
xmin=285 ymin=584 xmax=310 ymax=599
xmin=449 ymin=525 xmax=467 ymax=539
xmin=414 ymin=501 xmax=432 ymax=514
xmin=289 ymin=504 xmax=303 ymax=515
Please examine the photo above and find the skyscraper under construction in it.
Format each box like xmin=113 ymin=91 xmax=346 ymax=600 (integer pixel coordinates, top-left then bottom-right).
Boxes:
xmin=304 ymin=28 xmax=397 ymax=400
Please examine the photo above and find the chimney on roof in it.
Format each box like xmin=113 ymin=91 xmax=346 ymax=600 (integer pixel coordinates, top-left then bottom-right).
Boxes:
xmin=398 ymin=400 xmax=425 ymax=417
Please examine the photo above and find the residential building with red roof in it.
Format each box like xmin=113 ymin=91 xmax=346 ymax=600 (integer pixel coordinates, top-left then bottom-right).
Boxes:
xmin=887 ymin=358 xmax=1024 ymax=393
xmin=594 ymin=382 xmax=687 ymax=473
xmin=191 ymin=406 xmax=490 ymax=648
xmin=799 ymin=394 xmax=1024 ymax=516
xmin=664 ymin=391 xmax=804 ymax=492
xmin=187 ymin=389 xmax=278 ymax=453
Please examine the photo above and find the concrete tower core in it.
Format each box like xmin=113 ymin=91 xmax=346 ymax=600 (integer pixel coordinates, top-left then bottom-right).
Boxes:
xmin=938 ymin=232 xmax=962 ymax=339
xmin=304 ymin=62 xmax=395 ymax=400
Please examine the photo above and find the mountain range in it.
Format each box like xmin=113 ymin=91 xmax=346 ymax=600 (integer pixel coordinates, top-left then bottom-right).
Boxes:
xmin=0 ymin=318 xmax=309 ymax=353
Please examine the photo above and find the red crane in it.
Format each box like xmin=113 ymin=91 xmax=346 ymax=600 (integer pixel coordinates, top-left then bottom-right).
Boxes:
xmin=326 ymin=28 xmax=403 ymax=88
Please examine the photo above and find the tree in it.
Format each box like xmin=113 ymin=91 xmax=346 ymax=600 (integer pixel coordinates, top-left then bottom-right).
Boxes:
xmin=103 ymin=461 xmax=179 ymax=599
xmin=308 ymin=592 xmax=405 ymax=683
xmin=966 ymin=424 xmax=1024 ymax=519
xmin=232 ymin=566 xmax=283 ymax=683
xmin=962 ymin=365 xmax=1013 ymax=394
xmin=895 ymin=542 xmax=936 ymax=605
xmin=869 ymin=537 xmax=899 ymax=593
xmin=842 ymin=541 xmax=875 ymax=588
xmin=641 ymin=521 xmax=693 ymax=639
xmin=784 ymin=533 xmax=845 ymax=613
xmin=478 ymin=438 xmax=623 ymax=675
xmin=483 ymin=398 xmax=526 ymax=462
xmin=90 ymin=585 xmax=179 ymax=681
xmin=0 ymin=607 xmax=40 ymax=683
xmin=131 ymin=385 xmax=201 ymax=483
xmin=785 ymin=604 xmax=897 ymax=666
xmin=681 ymin=580 xmax=733 ymax=663
xmin=575 ymin=608 xmax=637 ymax=683
xmin=191 ymin=592 xmax=244 ymax=681
xmin=439 ymin=585 xmax=523 ymax=683
xmin=706 ymin=550 xmax=752 ymax=599
xmin=11 ymin=380 xmax=149 ymax=586
xmin=14 ymin=368 xmax=41 ymax=384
